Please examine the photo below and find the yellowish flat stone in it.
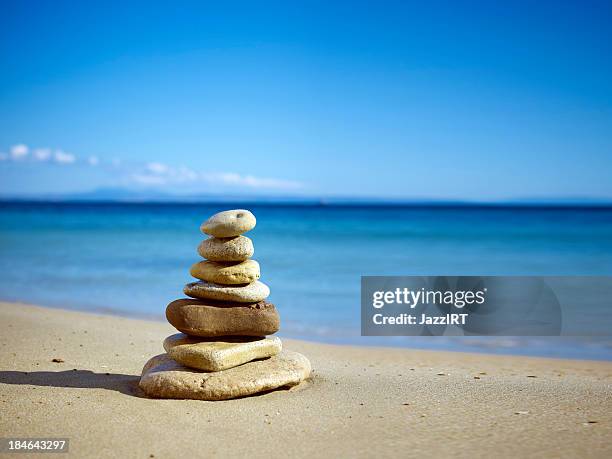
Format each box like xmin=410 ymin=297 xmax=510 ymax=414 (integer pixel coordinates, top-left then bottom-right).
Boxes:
xmin=190 ymin=259 xmax=260 ymax=285
xmin=163 ymin=334 xmax=282 ymax=371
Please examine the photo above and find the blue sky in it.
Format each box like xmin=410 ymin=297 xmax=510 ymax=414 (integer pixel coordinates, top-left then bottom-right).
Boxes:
xmin=1 ymin=0 xmax=611 ymax=200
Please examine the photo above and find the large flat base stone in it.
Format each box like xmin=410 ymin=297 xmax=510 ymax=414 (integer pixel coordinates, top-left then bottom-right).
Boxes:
xmin=139 ymin=350 xmax=311 ymax=401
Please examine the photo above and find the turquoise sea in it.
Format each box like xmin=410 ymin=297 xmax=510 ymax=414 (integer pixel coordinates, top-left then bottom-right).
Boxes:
xmin=1 ymin=202 xmax=611 ymax=360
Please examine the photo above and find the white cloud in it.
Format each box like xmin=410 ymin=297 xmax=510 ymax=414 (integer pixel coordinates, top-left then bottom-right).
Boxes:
xmin=1 ymin=144 xmax=304 ymax=192
xmin=132 ymin=164 xmax=198 ymax=186
xmin=146 ymin=162 xmax=169 ymax=174
xmin=54 ymin=150 xmax=76 ymax=164
xmin=206 ymin=172 xmax=303 ymax=189
xmin=128 ymin=164 xmax=302 ymax=190
xmin=10 ymin=144 xmax=29 ymax=160
xmin=130 ymin=173 xmax=169 ymax=186
xmin=33 ymin=148 xmax=52 ymax=161
xmin=176 ymin=166 xmax=198 ymax=181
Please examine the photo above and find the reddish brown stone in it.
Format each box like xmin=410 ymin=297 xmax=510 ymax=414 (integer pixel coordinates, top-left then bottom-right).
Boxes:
xmin=166 ymin=298 xmax=280 ymax=337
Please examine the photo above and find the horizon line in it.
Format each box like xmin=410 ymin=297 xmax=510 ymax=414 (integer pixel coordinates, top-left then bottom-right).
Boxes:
xmin=1 ymin=197 xmax=612 ymax=210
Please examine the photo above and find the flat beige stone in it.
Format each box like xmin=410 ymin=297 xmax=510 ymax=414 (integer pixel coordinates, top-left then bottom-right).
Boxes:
xmin=190 ymin=260 xmax=260 ymax=285
xmin=200 ymin=209 xmax=256 ymax=238
xmin=166 ymin=298 xmax=280 ymax=337
xmin=184 ymin=280 xmax=269 ymax=303
xmin=197 ymin=236 xmax=254 ymax=261
xmin=163 ymin=334 xmax=282 ymax=371
xmin=139 ymin=351 xmax=311 ymax=400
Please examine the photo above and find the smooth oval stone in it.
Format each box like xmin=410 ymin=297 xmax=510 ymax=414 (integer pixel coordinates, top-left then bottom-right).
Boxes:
xmin=197 ymin=236 xmax=254 ymax=262
xmin=184 ymin=280 xmax=269 ymax=303
xmin=140 ymin=351 xmax=311 ymax=400
xmin=190 ymin=260 xmax=260 ymax=285
xmin=200 ymin=209 xmax=256 ymax=238
xmin=166 ymin=298 xmax=280 ymax=337
xmin=163 ymin=334 xmax=282 ymax=371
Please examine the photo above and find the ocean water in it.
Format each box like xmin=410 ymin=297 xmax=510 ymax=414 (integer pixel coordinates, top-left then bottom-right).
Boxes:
xmin=1 ymin=202 xmax=611 ymax=360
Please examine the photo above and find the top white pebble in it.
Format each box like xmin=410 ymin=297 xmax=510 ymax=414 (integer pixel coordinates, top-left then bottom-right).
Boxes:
xmin=200 ymin=209 xmax=256 ymax=237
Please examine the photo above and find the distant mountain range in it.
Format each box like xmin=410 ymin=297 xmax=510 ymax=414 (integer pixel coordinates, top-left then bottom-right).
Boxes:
xmin=1 ymin=187 xmax=611 ymax=206
xmin=0 ymin=187 xmax=322 ymax=203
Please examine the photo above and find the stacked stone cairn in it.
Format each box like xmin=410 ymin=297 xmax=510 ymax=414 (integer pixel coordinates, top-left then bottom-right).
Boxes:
xmin=139 ymin=209 xmax=311 ymax=400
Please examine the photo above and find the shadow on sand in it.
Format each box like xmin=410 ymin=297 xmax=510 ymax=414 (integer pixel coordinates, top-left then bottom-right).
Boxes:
xmin=0 ymin=370 xmax=142 ymax=397
xmin=0 ymin=370 xmax=310 ymax=400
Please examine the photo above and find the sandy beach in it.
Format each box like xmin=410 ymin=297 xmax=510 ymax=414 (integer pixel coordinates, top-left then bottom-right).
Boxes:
xmin=1 ymin=301 xmax=610 ymax=458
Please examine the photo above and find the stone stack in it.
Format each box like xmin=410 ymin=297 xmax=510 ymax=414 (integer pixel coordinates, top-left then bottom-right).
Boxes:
xmin=139 ymin=209 xmax=311 ymax=400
